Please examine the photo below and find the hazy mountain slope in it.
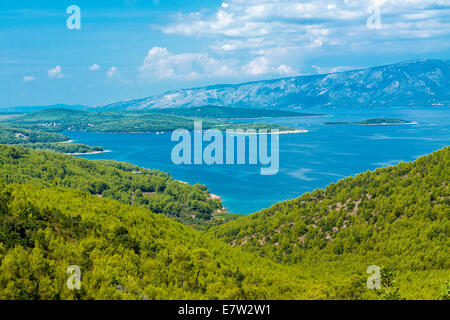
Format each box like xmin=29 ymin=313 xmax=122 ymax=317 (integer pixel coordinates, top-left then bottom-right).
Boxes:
xmin=0 ymin=104 xmax=88 ymax=113
xmin=97 ymin=59 xmax=450 ymax=110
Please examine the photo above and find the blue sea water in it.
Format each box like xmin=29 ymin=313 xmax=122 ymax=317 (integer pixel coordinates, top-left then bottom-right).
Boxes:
xmin=66 ymin=107 xmax=449 ymax=215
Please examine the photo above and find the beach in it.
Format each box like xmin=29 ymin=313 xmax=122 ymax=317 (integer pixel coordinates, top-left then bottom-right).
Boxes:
xmin=65 ymin=150 xmax=111 ymax=156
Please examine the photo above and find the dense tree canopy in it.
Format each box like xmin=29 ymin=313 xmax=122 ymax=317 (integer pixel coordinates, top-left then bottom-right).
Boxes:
xmin=210 ymin=147 xmax=449 ymax=299
xmin=0 ymin=182 xmax=318 ymax=300
xmin=0 ymin=145 xmax=225 ymax=227
xmin=7 ymin=108 xmax=297 ymax=133
xmin=0 ymin=145 xmax=448 ymax=300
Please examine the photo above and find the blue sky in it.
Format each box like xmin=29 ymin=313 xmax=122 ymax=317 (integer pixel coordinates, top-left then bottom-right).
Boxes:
xmin=1 ymin=0 xmax=449 ymax=107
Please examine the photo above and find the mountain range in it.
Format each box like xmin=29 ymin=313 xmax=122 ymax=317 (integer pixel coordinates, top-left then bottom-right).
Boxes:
xmin=96 ymin=59 xmax=450 ymax=111
xmin=0 ymin=104 xmax=88 ymax=113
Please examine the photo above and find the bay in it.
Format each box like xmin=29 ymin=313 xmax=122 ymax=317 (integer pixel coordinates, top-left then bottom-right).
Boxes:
xmin=66 ymin=107 xmax=450 ymax=215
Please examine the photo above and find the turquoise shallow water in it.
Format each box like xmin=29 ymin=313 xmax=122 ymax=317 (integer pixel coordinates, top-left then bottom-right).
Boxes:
xmin=66 ymin=107 xmax=450 ymax=215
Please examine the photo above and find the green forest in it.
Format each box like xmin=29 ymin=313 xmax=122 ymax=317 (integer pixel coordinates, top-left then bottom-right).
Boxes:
xmin=0 ymin=108 xmax=299 ymax=155
xmin=0 ymin=124 xmax=68 ymax=144
xmin=6 ymin=108 xmax=298 ymax=133
xmin=0 ymin=144 xmax=448 ymax=300
xmin=152 ymin=105 xmax=319 ymax=119
xmin=18 ymin=142 xmax=105 ymax=154
xmin=0 ymin=124 xmax=105 ymax=154
xmin=210 ymin=146 xmax=450 ymax=299
xmin=0 ymin=146 xmax=227 ymax=227
xmin=325 ymin=118 xmax=414 ymax=125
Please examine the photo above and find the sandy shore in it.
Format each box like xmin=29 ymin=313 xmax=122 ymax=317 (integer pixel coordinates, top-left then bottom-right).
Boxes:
xmin=176 ymin=180 xmax=223 ymax=201
xmin=65 ymin=150 xmax=111 ymax=156
xmin=209 ymin=193 xmax=222 ymax=200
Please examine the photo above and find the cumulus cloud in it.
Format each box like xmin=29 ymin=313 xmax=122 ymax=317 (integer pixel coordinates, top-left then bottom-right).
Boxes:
xmin=23 ymin=75 xmax=36 ymax=82
xmin=277 ymin=64 xmax=296 ymax=76
xmin=312 ymin=65 xmax=365 ymax=74
xmin=140 ymin=0 xmax=449 ymax=81
xmin=106 ymin=66 xmax=118 ymax=78
xmin=138 ymin=46 xmax=300 ymax=81
xmin=161 ymin=0 xmax=450 ymax=62
xmin=88 ymin=64 xmax=101 ymax=71
xmin=152 ymin=0 xmax=448 ymax=80
xmin=243 ymin=56 xmax=298 ymax=76
xmin=48 ymin=66 xmax=63 ymax=79
xmin=139 ymin=47 xmax=237 ymax=80
xmin=242 ymin=57 xmax=270 ymax=76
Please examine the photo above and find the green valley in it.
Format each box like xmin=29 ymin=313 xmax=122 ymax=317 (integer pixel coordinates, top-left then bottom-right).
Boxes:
xmin=0 ymin=145 xmax=225 ymax=227
xmin=209 ymin=147 xmax=450 ymax=299
xmin=0 ymin=144 xmax=448 ymax=299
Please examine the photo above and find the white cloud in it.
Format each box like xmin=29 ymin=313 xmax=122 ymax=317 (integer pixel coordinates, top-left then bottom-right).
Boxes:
xmin=243 ymin=57 xmax=270 ymax=76
xmin=242 ymin=55 xmax=298 ymax=76
xmin=138 ymin=46 xmax=300 ymax=80
xmin=312 ymin=65 xmax=364 ymax=74
xmin=277 ymin=64 xmax=296 ymax=76
xmin=139 ymin=47 xmax=237 ymax=80
xmin=89 ymin=64 xmax=101 ymax=71
xmin=106 ymin=66 xmax=118 ymax=78
xmin=139 ymin=46 xmax=303 ymax=81
xmin=162 ymin=0 xmax=450 ymax=55
xmin=146 ymin=1 xmax=450 ymax=83
xmin=48 ymin=66 xmax=63 ymax=79
xmin=23 ymin=75 xmax=36 ymax=82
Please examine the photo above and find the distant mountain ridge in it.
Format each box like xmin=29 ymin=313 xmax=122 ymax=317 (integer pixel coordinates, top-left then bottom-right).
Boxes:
xmin=0 ymin=104 xmax=88 ymax=113
xmin=97 ymin=59 xmax=450 ymax=111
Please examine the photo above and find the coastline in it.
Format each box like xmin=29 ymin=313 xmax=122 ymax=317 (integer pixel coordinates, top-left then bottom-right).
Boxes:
xmin=176 ymin=179 xmax=227 ymax=212
xmin=89 ymin=129 xmax=309 ymax=134
xmin=325 ymin=122 xmax=418 ymax=126
xmin=231 ymin=129 xmax=308 ymax=135
xmin=65 ymin=149 xmax=111 ymax=156
xmin=359 ymin=122 xmax=418 ymax=126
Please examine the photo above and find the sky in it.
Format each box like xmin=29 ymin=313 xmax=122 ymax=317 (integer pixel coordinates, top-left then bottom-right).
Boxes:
xmin=1 ymin=0 xmax=449 ymax=107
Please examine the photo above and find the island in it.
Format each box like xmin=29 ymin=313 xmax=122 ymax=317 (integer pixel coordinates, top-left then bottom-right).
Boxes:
xmin=325 ymin=118 xmax=417 ymax=125
xmin=0 ymin=108 xmax=308 ymax=154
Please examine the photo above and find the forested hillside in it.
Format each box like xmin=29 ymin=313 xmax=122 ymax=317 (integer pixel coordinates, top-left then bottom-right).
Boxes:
xmin=0 ymin=124 xmax=68 ymax=144
xmin=0 ymin=183 xmax=315 ymax=299
xmin=152 ymin=106 xmax=318 ymax=118
xmin=0 ymin=145 xmax=448 ymax=299
xmin=0 ymin=108 xmax=298 ymax=156
xmin=0 ymin=124 xmax=106 ymax=154
xmin=210 ymin=147 xmax=449 ymax=298
xmin=0 ymin=146 xmax=225 ymax=227
xmin=7 ymin=108 xmax=297 ymax=133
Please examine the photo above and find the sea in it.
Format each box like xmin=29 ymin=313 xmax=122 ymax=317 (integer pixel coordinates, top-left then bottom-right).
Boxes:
xmin=65 ymin=106 xmax=450 ymax=215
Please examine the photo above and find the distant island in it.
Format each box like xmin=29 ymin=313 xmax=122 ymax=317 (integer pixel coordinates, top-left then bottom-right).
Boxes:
xmin=153 ymin=105 xmax=320 ymax=119
xmin=325 ymin=118 xmax=417 ymax=126
xmin=6 ymin=108 xmax=305 ymax=133
xmin=0 ymin=107 xmax=308 ymax=154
